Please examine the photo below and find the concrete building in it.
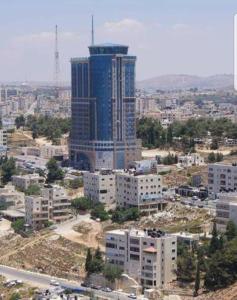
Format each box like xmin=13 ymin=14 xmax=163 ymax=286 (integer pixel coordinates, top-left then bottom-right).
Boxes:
xmin=12 ymin=173 xmax=45 ymax=191
xmin=105 ymin=228 xmax=177 ymax=288
xmin=0 ymin=183 xmax=24 ymax=208
xmin=70 ymin=43 xmax=141 ymax=171
xmin=116 ymin=172 xmax=165 ymax=214
xmin=178 ymin=153 xmax=205 ymax=168
xmin=25 ymin=185 xmax=71 ymax=230
xmin=216 ymin=193 xmax=237 ymax=232
xmin=208 ymin=163 xmax=237 ymax=197
xmin=83 ymin=169 xmax=116 ymax=206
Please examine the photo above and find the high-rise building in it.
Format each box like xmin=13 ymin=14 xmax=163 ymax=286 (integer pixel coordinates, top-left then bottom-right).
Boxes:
xmin=70 ymin=43 xmax=141 ymax=171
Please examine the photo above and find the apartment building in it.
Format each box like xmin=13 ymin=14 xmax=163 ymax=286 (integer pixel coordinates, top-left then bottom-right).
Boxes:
xmin=83 ymin=169 xmax=116 ymax=206
xmin=0 ymin=183 xmax=24 ymax=208
xmin=116 ymin=172 xmax=165 ymax=214
xmin=12 ymin=173 xmax=45 ymax=191
xmin=105 ymin=228 xmax=177 ymax=288
xmin=216 ymin=193 xmax=237 ymax=232
xmin=178 ymin=153 xmax=205 ymax=168
xmin=25 ymin=185 xmax=71 ymax=229
xmin=208 ymin=163 xmax=237 ymax=197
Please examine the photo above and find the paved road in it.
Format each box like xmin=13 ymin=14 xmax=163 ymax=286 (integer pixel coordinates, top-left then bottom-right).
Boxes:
xmin=0 ymin=265 xmax=133 ymax=300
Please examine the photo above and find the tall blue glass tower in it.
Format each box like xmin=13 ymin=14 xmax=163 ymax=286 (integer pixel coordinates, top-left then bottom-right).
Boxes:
xmin=70 ymin=43 xmax=141 ymax=171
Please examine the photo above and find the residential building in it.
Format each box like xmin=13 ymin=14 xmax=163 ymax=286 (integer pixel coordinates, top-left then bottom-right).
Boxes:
xmin=70 ymin=43 xmax=141 ymax=171
xmin=25 ymin=185 xmax=71 ymax=230
xmin=178 ymin=153 xmax=205 ymax=168
xmin=0 ymin=183 xmax=24 ymax=208
xmin=216 ymin=193 xmax=237 ymax=232
xmin=12 ymin=174 xmax=45 ymax=191
xmin=83 ymin=169 xmax=116 ymax=206
xmin=105 ymin=228 xmax=177 ymax=288
xmin=128 ymin=159 xmax=158 ymax=175
xmin=116 ymin=171 xmax=165 ymax=214
xmin=208 ymin=163 xmax=237 ymax=197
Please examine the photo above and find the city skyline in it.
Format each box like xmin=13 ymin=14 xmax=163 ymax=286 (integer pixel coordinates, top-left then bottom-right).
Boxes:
xmin=0 ymin=0 xmax=236 ymax=82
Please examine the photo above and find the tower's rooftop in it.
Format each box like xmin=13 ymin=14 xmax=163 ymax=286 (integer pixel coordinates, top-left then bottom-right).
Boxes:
xmin=89 ymin=43 xmax=128 ymax=55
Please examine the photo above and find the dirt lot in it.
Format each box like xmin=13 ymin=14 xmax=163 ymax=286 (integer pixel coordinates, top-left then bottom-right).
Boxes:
xmin=0 ymin=230 xmax=88 ymax=281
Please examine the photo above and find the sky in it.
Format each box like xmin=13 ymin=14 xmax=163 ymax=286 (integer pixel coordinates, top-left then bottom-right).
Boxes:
xmin=0 ymin=0 xmax=237 ymax=82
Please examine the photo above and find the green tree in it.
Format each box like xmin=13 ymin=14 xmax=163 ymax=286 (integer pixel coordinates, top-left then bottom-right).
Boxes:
xmin=208 ymin=152 xmax=216 ymax=163
xmin=10 ymin=293 xmax=21 ymax=300
xmin=194 ymin=260 xmax=200 ymax=297
xmin=46 ymin=158 xmax=64 ymax=183
xmin=11 ymin=219 xmax=25 ymax=233
xmin=69 ymin=178 xmax=83 ymax=189
xmin=71 ymin=197 xmax=93 ymax=212
xmin=209 ymin=221 xmax=220 ymax=255
xmin=176 ymin=250 xmax=196 ymax=282
xmin=85 ymin=248 xmax=92 ymax=273
xmin=1 ymin=157 xmax=17 ymax=184
xmin=95 ymin=247 xmax=103 ymax=261
xmin=25 ymin=184 xmax=41 ymax=195
xmin=210 ymin=139 xmax=219 ymax=150
xmin=103 ymin=263 xmax=123 ymax=283
xmin=225 ymin=220 xmax=237 ymax=241
xmin=91 ymin=204 xmax=109 ymax=221
xmin=15 ymin=115 xmax=25 ymax=129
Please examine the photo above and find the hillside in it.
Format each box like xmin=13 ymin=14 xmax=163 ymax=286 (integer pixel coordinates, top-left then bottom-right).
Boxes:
xmin=137 ymin=74 xmax=234 ymax=90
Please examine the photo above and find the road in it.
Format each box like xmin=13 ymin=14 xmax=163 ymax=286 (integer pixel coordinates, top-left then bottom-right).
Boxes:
xmin=0 ymin=265 xmax=134 ymax=300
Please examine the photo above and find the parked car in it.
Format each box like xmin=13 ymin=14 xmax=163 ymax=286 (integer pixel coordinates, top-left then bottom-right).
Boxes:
xmin=128 ymin=293 xmax=137 ymax=299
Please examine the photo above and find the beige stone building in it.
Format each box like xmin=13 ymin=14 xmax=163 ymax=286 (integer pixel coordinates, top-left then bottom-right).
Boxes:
xmin=12 ymin=173 xmax=45 ymax=191
xmin=25 ymin=185 xmax=71 ymax=230
xmin=105 ymin=228 xmax=177 ymax=288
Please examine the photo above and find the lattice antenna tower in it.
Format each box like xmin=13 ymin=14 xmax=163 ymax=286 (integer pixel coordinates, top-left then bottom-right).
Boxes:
xmin=54 ymin=24 xmax=60 ymax=88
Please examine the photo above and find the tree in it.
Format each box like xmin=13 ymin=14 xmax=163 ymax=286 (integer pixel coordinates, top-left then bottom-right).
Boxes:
xmin=91 ymin=204 xmax=109 ymax=221
xmin=85 ymin=248 xmax=92 ymax=273
xmin=1 ymin=157 xmax=17 ymax=184
xmin=225 ymin=220 xmax=237 ymax=241
xmin=176 ymin=250 xmax=196 ymax=282
xmin=11 ymin=219 xmax=25 ymax=233
xmin=71 ymin=197 xmax=93 ymax=212
xmin=209 ymin=221 xmax=220 ymax=255
xmin=210 ymin=139 xmax=219 ymax=150
xmin=103 ymin=264 xmax=123 ymax=283
xmin=15 ymin=115 xmax=25 ymax=129
xmin=46 ymin=158 xmax=64 ymax=183
xmin=10 ymin=293 xmax=21 ymax=300
xmin=208 ymin=152 xmax=216 ymax=163
xmin=194 ymin=260 xmax=200 ymax=297
xmin=25 ymin=184 xmax=41 ymax=195
xmin=69 ymin=178 xmax=83 ymax=189
xmin=95 ymin=247 xmax=103 ymax=261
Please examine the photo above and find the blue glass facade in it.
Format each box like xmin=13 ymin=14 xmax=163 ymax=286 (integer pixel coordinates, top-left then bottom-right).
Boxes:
xmin=70 ymin=43 xmax=140 ymax=170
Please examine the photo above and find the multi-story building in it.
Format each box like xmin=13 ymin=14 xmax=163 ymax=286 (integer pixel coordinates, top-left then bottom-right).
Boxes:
xmin=70 ymin=43 xmax=141 ymax=171
xmin=208 ymin=163 xmax=237 ymax=197
xmin=116 ymin=171 xmax=165 ymax=214
xmin=25 ymin=185 xmax=71 ymax=230
xmin=12 ymin=174 xmax=45 ymax=191
xmin=0 ymin=183 xmax=24 ymax=208
xmin=178 ymin=153 xmax=205 ymax=168
xmin=83 ymin=169 xmax=116 ymax=206
xmin=216 ymin=193 xmax=237 ymax=232
xmin=105 ymin=228 xmax=177 ymax=288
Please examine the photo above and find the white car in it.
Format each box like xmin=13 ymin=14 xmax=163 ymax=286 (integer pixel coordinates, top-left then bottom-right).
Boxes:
xmin=128 ymin=293 xmax=137 ymax=299
xmin=50 ymin=279 xmax=60 ymax=286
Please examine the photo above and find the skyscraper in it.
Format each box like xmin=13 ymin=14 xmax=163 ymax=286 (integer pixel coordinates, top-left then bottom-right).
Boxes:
xmin=70 ymin=43 xmax=141 ymax=171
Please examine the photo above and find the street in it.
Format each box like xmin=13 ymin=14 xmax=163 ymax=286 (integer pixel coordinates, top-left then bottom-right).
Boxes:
xmin=0 ymin=264 xmax=135 ymax=300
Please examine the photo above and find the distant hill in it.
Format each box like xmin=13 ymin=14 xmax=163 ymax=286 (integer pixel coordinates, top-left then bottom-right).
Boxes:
xmin=137 ymin=74 xmax=234 ymax=91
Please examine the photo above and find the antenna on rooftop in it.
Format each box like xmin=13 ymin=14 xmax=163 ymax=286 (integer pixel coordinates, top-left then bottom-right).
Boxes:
xmin=91 ymin=15 xmax=94 ymax=45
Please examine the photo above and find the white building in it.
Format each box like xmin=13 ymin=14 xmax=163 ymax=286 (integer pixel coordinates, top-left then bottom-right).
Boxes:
xmin=105 ymin=228 xmax=177 ymax=288
xmin=0 ymin=183 xmax=24 ymax=208
xmin=216 ymin=193 xmax=237 ymax=232
xmin=178 ymin=153 xmax=205 ymax=168
xmin=12 ymin=173 xmax=45 ymax=191
xmin=83 ymin=169 xmax=116 ymax=206
xmin=25 ymin=185 xmax=71 ymax=230
xmin=116 ymin=172 xmax=164 ymax=214
xmin=208 ymin=163 xmax=237 ymax=197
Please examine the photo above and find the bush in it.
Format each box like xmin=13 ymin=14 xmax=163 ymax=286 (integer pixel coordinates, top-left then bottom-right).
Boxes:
xmin=91 ymin=204 xmax=109 ymax=221
xmin=103 ymin=263 xmax=123 ymax=282
xmin=69 ymin=178 xmax=83 ymax=189
xmin=111 ymin=207 xmax=140 ymax=223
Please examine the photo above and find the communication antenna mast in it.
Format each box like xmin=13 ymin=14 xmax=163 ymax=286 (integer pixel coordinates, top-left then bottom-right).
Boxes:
xmin=54 ymin=25 xmax=60 ymax=89
xmin=91 ymin=15 xmax=94 ymax=45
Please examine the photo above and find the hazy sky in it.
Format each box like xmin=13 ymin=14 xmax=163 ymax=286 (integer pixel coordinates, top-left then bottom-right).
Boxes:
xmin=0 ymin=0 xmax=236 ymax=82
